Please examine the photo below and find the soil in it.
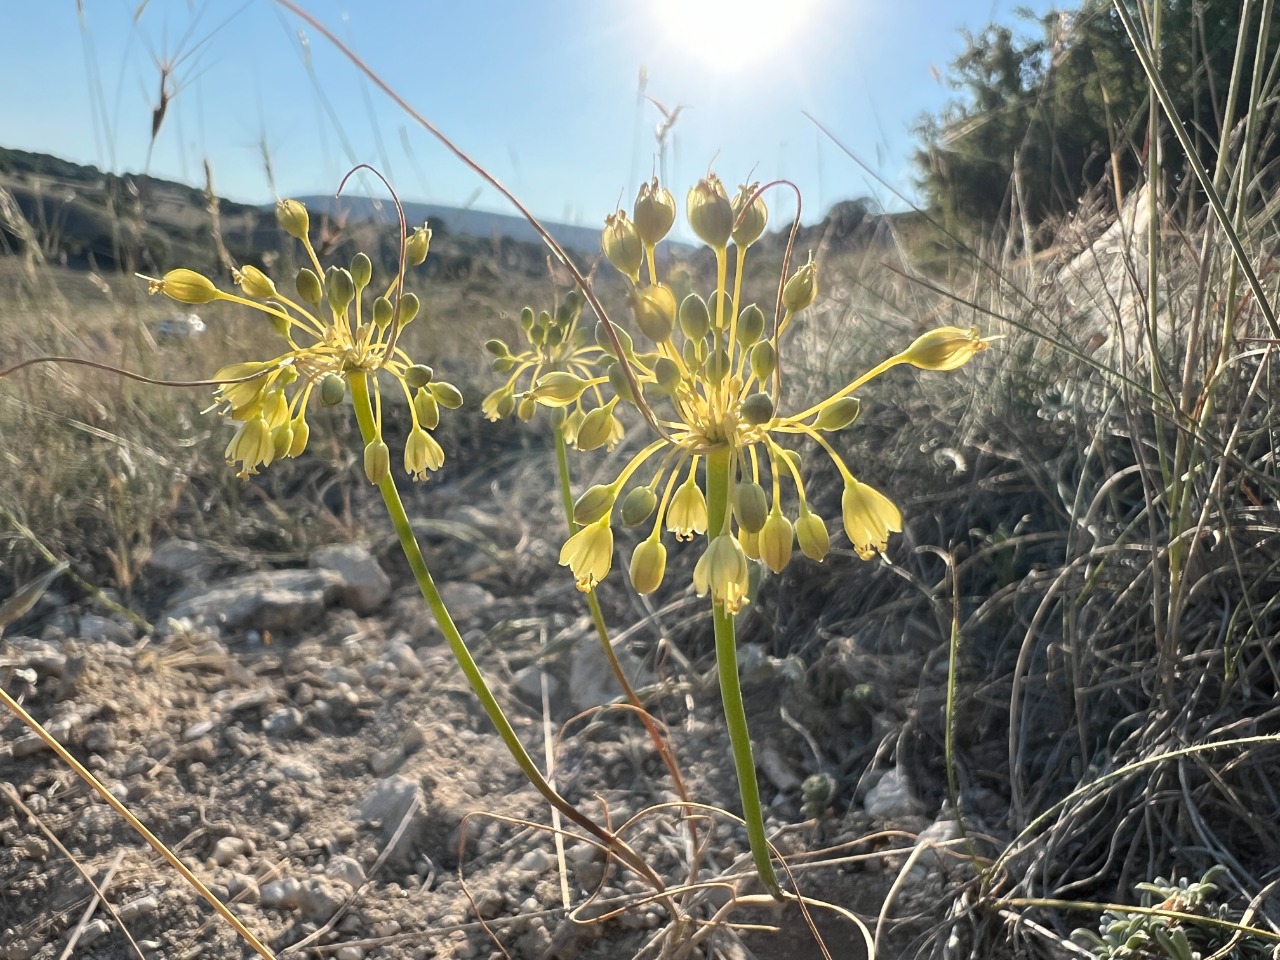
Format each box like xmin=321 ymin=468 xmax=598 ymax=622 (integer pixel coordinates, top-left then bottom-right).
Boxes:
xmin=0 ymin=456 xmax=954 ymax=960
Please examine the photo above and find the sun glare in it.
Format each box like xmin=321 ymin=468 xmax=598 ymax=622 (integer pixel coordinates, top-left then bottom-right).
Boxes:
xmin=652 ymin=0 xmax=815 ymax=71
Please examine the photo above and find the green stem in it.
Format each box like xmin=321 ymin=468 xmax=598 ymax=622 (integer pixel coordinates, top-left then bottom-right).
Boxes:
xmin=347 ymin=374 xmax=662 ymax=890
xmin=705 ymin=444 xmax=783 ymax=898
xmin=551 ymin=417 xmax=694 ymax=813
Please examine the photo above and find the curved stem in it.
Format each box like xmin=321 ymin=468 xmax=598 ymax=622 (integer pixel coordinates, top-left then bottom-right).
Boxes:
xmin=347 ymin=373 xmax=663 ymax=890
xmin=705 ymin=444 xmax=783 ymax=898
xmin=551 ymin=419 xmax=694 ymax=818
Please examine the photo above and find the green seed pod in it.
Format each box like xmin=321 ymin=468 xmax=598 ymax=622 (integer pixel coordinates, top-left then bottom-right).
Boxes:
xmin=704 ymin=347 xmax=731 ymax=385
xmin=404 ymin=364 xmax=434 ymax=390
xmin=687 ymin=175 xmax=733 ymax=248
xmin=679 ymin=293 xmax=711 ymax=341
xmin=364 ymin=437 xmax=390 ymax=485
xmin=544 ymin=324 xmax=565 ymax=348
xmin=634 ymin=178 xmax=676 ymax=247
xmin=759 ymin=510 xmax=795 ymax=574
xmin=573 ymin=484 xmax=616 ymax=525
xmin=485 ymin=339 xmax=511 ymax=358
xmin=628 ymin=283 xmax=677 ymax=342
xmin=430 ymin=381 xmax=464 ymax=409
xmin=237 ymin=264 xmax=277 ymax=299
xmin=326 ymin=266 xmax=355 ymax=315
xmin=575 ymin=405 xmax=616 ymax=451
xmin=734 ymin=481 xmax=769 ymax=533
xmin=740 ymin=392 xmax=775 ymax=425
xmin=621 ymin=485 xmax=658 ymax=527
xmin=373 ymin=297 xmax=394 ymax=328
xmin=708 ymin=290 xmax=735 ymax=329
xmin=602 ymin=211 xmax=643 ymax=280
xmin=608 ymin=362 xmax=636 ymax=405
xmin=750 ymin=340 xmax=776 ymax=383
xmin=288 ymin=416 xmax=310 ymax=458
xmin=629 ymin=538 xmax=667 ymax=595
xmin=493 ymin=356 xmax=516 ymax=373
xmin=398 ymin=292 xmax=421 ymax=325
xmin=653 ymin=357 xmax=681 ymax=395
xmin=271 ymin=423 xmax=294 ymax=460
xmin=736 ymin=303 xmax=766 ymax=346
xmin=519 ymin=305 xmax=536 ymax=332
xmin=296 ymin=267 xmax=323 ymax=305
xmin=815 ymin=397 xmax=861 ymax=431
xmin=405 ymin=224 xmax=431 ymax=266
xmin=595 ymin=319 xmax=634 ymax=359
xmin=782 ymin=253 xmax=817 ymax=313
xmin=157 ymin=268 xmax=219 ymax=304
xmin=795 ymin=510 xmax=830 ymax=561
xmin=350 ymin=252 xmax=372 ymax=290
xmin=731 ymin=182 xmax=768 ymax=247
xmin=276 ymin=199 xmax=309 ymax=240
xmin=682 ymin=339 xmax=700 ymax=371
xmin=517 ymin=393 xmax=537 ymax=421
xmin=414 ymin=388 xmax=440 ymax=429
xmin=319 ymin=373 xmax=346 ymax=407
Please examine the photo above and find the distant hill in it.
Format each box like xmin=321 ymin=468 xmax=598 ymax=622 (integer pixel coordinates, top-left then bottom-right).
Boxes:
xmin=290 ymin=194 xmax=605 ymax=257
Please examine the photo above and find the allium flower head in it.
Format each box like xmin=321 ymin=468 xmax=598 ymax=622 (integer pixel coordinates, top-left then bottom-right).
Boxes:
xmin=528 ymin=176 xmax=992 ymax=607
xmin=143 ymin=200 xmax=458 ymax=481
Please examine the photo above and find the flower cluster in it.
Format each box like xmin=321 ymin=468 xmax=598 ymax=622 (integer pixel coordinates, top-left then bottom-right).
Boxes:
xmin=537 ymin=175 xmax=991 ymax=607
xmin=142 ymin=200 xmax=462 ymax=482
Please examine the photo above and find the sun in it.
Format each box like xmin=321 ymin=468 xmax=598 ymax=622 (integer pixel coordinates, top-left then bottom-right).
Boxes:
xmin=651 ymin=0 xmax=816 ymax=71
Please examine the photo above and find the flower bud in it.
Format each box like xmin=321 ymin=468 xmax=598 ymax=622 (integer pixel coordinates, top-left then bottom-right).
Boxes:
xmin=236 ymin=264 xmax=277 ymax=299
xmin=782 ymin=254 xmax=818 ymax=313
xmin=398 ymin=292 xmax=421 ymax=325
xmin=815 ymin=397 xmax=861 ymax=431
xmin=573 ymin=484 xmax=616 ymax=525
xmin=153 ymin=268 xmax=218 ymax=304
xmin=319 ymin=373 xmax=346 ymax=407
xmin=519 ymin=305 xmax=536 ymax=332
xmin=296 ymin=267 xmax=323 ymax=305
xmin=288 ymin=416 xmax=310 ymax=457
xmin=687 ymin=175 xmax=733 ymax=248
xmin=276 ymin=199 xmax=309 ymax=240
xmin=485 ymin=339 xmax=511 ymax=359
xmin=739 ymin=526 xmax=760 ymax=561
xmin=429 ymin=381 xmax=463 ymax=409
xmin=736 ymin=303 xmax=766 ymax=345
xmin=628 ymin=283 xmax=677 ymax=342
xmin=517 ymin=394 xmax=537 ymax=421
xmin=267 ymin=310 xmax=291 ymax=339
xmin=750 ymin=340 xmax=776 ymax=383
xmin=595 ymin=319 xmax=635 ymax=359
xmin=531 ymin=371 xmax=590 ymax=406
xmin=759 ymin=510 xmax=795 ymax=574
xmin=607 ymin=362 xmax=636 ymax=405
xmin=629 ymin=538 xmax=667 ymax=595
xmin=373 ymin=297 xmax=394 ymax=328
xmin=326 ymin=266 xmax=355 ymax=314
xmin=899 ymin=325 xmax=991 ymax=371
xmin=731 ymin=183 xmax=768 ymax=247
xmin=621 ymin=486 xmax=658 ymax=527
xmin=405 ymin=224 xmax=431 ymax=266
xmin=795 ymin=509 xmax=830 ymax=561
xmin=415 ymin=388 xmax=441 ymax=429
xmin=405 ymin=364 xmax=434 ymax=390
xmin=734 ymin=481 xmax=768 ymax=533
xmin=739 ymin=392 xmax=774 ymax=425
xmin=679 ymin=293 xmax=711 ymax=341
xmin=364 ymin=437 xmax=390 ymax=485
xmin=350 ymin=252 xmax=372 ymax=290
xmin=271 ymin=422 xmax=294 ymax=460
xmin=634 ymin=178 xmax=677 ymax=246
xmin=575 ymin=405 xmax=617 ymax=451
xmin=602 ymin=211 xmax=643 ymax=280
xmin=653 ymin=357 xmax=681 ymax=395
xmin=703 ymin=348 xmax=730 ymax=385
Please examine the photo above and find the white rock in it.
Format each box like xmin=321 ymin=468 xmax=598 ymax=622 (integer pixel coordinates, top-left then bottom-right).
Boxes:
xmin=211 ymin=836 xmax=250 ymax=866
xmin=864 ymin=767 xmax=921 ymax=820
xmin=162 ymin=568 xmax=345 ymax=633
xmin=325 ymin=855 xmax=366 ymax=889
xmin=311 ymin=543 xmax=391 ymax=615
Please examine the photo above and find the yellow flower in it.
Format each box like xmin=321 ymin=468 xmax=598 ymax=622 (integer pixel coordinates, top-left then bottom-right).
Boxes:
xmin=405 ymin=427 xmax=445 ymax=481
xmin=693 ymin=534 xmax=750 ymax=612
xmin=794 ymin=509 xmax=830 ymax=562
xmin=841 ymin=479 xmax=902 ymax=560
xmin=758 ymin=510 xmax=794 ymax=574
xmin=629 ymin=537 xmax=667 ymax=595
xmin=148 ymin=268 xmax=219 ymax=304
xmin=224 ymin=417 xmax=274 ymax=476
xmin=559 ymin=520 xmax=614 ymax=592
xmin=899 ymin=326 xmax=992 ymax=372
xmin=667 ymin=475 xmax=708 ymax=540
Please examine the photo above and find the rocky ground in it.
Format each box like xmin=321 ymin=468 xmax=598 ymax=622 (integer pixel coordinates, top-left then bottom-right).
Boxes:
xmin=0 ymin=461 xmax=972 ymax=960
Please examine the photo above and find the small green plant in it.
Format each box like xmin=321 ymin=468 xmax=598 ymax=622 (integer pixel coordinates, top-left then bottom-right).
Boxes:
xmin=1073 ymin=867 xmax=1273 ymax=960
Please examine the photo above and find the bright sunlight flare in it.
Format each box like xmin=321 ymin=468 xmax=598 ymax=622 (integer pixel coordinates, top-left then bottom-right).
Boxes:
xmin=652 ymin=0 xmax=817 ymax=70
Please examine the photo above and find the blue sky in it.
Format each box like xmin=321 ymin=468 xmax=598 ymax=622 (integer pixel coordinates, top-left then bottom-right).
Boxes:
xmin=5 ymin=0 xmax=1061 ymax=230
